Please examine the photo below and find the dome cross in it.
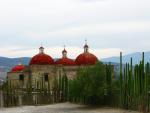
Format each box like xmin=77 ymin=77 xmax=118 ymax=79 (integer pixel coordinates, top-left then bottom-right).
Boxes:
xmin=62 ymin=45 xmax=67 ymax=58
xmin=39 ymin=46 xmax=44 ymax=53
xmin=84 ymin=39 xmax=89 ymax=53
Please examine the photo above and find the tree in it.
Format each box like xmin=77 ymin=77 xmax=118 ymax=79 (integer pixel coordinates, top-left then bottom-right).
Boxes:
xmin=69 ymin=62 xmax=107 ymax=105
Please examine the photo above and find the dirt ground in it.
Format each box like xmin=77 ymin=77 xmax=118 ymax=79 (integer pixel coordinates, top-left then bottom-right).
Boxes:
xmin=0 ymin=102 xmax=140 ymax=113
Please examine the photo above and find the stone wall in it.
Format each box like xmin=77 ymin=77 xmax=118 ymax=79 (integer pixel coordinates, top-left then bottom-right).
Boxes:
xmin=7 ymin=65 xmax=79 ymax=89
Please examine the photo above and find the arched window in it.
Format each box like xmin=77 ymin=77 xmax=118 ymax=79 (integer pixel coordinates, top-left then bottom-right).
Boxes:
xmin=44 ymin=73 xmax=49 ymax=82
xmin=19 ymin=74 xmax=24 ymax=81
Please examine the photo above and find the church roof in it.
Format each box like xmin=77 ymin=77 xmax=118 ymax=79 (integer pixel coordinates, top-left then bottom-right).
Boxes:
xmin=29 ymin=46 xmax=54 ymax=65
xmin=11 ymin=64 xmax=25 ymax=72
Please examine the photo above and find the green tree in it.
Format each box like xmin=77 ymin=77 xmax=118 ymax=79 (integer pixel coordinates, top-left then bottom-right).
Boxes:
xmin=69 ymin=62 xmax=107 ymax=105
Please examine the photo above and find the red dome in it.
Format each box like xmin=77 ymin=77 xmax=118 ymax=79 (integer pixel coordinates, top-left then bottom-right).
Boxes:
xmin=29 ymin=53 xmax=54 ymax=65
xmin=11 ymin=64 xmax=25 ymax=72
xmin=30 ymin=46 xmax=54 ymax=65
xmin=55 ymin=57 xmax=75 ymax=66
xmin=55 ymin=47 xmax=75 ymax=66
xmin=75 ymin=53 xmax=98 ymax=65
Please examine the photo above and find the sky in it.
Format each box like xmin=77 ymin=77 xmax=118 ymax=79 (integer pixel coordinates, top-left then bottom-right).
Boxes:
xmin=0 ymin=0 xmax=150 ymax=59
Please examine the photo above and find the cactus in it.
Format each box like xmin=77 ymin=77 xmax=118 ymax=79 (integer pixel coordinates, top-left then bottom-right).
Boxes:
xmin=120 ymin=52 xmax=123 ymax=107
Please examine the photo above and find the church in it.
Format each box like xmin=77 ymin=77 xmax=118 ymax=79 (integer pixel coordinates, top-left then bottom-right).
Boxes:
xmin=7 ymin=41 xmax=98 ymax=89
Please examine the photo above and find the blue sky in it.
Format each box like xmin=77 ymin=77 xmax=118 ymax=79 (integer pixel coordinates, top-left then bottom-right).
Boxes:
xmin=0 ymin=0 xmax=150 ymax=59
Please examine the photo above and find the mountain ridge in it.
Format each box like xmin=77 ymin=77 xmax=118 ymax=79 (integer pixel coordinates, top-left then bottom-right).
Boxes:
xmin=0 ymin=51 xmax=150 ymax=68
xmin=101 ymin=51 xmax=150 ymax=65
xmin=0 ymin=51 xmax=149 ymax=80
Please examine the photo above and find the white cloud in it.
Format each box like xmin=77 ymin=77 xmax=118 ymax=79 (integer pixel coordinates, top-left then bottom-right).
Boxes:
xmin=0 ymin=0 xmax=149 ymax=58
xmin=26 ymin=20 xmax=150 ymax=39
xmin=0 ymin=46 xmax=121 ymax=59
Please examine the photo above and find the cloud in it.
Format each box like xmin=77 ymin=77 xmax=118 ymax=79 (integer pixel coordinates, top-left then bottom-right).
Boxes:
xmin=75 ymin=0 xmax=106 ymax=2
xmin=0 ymin=0 xmax=150 ymax=58
xmin=26 ymin=20 xmax=150 ymax=39
xmin=0 ymin=45 xmax=121 ymax=59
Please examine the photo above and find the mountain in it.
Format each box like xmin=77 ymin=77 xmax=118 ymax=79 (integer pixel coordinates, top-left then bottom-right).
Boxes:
xmin=0 ymin=52 xmax=149 ymax=80
xmin=0 ymin=52 xmax=149 ymax=71
xmin=0 ymin=57 xmax=31 ymax=81
xmin=101 ymin=51 xmax=150 ymax=65
xmin=0 ymin=57 xmax=31 ymax=74
xmin=0 ymin=51 xmax=149 ymax=70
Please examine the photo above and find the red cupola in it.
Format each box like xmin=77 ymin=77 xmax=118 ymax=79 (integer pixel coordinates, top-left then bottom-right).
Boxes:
xmin=55 ymin=46 xmax=75 ymax=66
xmin=11 ymin=63 xmax=25 ymax=72
xmin=29 ymin=46 xmax=54 ymax=65
xmin=75 ymin=40 xmax=98 ymax=65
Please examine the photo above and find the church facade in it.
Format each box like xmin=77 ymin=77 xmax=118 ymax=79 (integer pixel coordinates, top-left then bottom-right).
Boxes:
xmin=7 ymin=42 xmax=98 ymax=89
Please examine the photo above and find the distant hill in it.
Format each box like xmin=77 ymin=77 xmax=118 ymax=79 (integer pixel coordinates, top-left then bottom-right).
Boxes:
xmin=0 ymin=57 xmax=31 ymax=74
xmin=0 ymin=51 xmax=149 ymax=70
xmin=101 ymin=51 xmax=150 ymax=65
xmin=0 ymin=51 xmax=149 ymax=80
xmin=0 ymin=52 xmax=149 ymax=70
xmin=0 ymin=57 xmax=31 ymax=80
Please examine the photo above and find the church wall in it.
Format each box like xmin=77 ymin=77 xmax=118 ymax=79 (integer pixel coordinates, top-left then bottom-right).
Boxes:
xmin=7 ymin=65 xmax=85 ymax=89
xmin=61 ymin=66 xmax=78 ymax=79
xmin=28 ymin=65 xmax=59 ymax=89
xmin=7 ymin=71 xmax=29 ymax=88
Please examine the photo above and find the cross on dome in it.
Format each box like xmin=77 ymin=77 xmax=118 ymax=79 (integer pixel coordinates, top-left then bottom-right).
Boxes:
xmin=39 ymin=46 xmax=44 ymax=53
xmin=39 ymin=43 xmax=44 ymax=53
xmin=85 ymin=39 xmax=87 ymax=44
xmin=62 ymin=45 xmax=67 ymax=58
xmin=84 ymin=39 xmax=89 ymax=53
